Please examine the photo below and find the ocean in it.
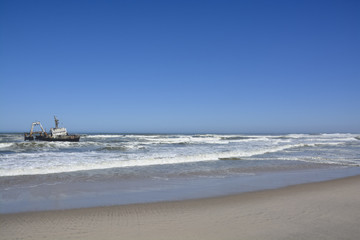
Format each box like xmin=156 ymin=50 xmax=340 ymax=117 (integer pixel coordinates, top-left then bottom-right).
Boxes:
xmin=1 ymin=133 xmax=360 ymax=213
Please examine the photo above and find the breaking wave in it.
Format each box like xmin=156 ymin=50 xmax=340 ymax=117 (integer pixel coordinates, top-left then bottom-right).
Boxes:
xmin=0 ymin=133 xmax=359 ymax=176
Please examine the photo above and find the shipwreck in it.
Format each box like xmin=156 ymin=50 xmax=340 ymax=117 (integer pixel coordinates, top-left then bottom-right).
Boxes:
xmin=24 ymin=116 xmax=80 ymax=142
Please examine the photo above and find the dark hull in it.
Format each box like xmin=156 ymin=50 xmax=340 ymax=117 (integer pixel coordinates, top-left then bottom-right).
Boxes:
xmin=24 ymin=134 xmax=80 ymax=142
xmin=24 ymin=135 xmax=34 ymax=141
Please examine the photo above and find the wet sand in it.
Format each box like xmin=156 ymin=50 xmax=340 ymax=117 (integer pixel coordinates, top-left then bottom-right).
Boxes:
xmin=1 ymin=175 xmax=360 ymax=240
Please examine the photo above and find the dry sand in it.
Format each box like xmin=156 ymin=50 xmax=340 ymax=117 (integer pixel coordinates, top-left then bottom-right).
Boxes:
xmin=1 ymin=175 xmax=360 ymax=240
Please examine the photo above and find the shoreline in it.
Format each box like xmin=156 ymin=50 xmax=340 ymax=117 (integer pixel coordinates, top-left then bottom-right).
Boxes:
xmin=2 ymin=175 xmax=360 ymax=239
xmin=2 ymin=166 xmax=360 ymax=214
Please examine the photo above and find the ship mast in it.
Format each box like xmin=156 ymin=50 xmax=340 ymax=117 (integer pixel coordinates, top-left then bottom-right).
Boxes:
xmin=54 ymin=116 xmax=59 ymax=129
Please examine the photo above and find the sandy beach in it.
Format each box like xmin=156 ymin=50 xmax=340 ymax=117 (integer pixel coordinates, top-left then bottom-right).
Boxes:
xmin=1 ymin=175 xmax=360 ymax=240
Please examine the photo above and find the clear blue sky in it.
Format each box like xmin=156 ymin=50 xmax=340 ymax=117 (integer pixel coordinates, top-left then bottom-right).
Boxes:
xmin=1 ymin=0 xmax=359 ymax=133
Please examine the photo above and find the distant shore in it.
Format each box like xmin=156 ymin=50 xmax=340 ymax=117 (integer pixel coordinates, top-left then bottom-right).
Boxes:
xmin=2 ymin=175 xmax=360 ymax=240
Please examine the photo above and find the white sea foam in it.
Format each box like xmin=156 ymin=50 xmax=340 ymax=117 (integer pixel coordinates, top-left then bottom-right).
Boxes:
xmin=0 ymin=143 xmax=13 ymax=148
xmin=83 ymin=134 xmax=125 ymax=138
xmin=0 ymin=133 xmax=359 ymax=176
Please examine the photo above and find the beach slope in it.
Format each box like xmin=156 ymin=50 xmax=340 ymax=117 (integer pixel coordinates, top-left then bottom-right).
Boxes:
xmin=1 ymin=175 xmax=360 ymax=240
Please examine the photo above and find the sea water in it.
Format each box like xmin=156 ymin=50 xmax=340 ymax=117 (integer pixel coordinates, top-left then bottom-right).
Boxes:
xmin=1 ymin=133 xmax=360 ymax=213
